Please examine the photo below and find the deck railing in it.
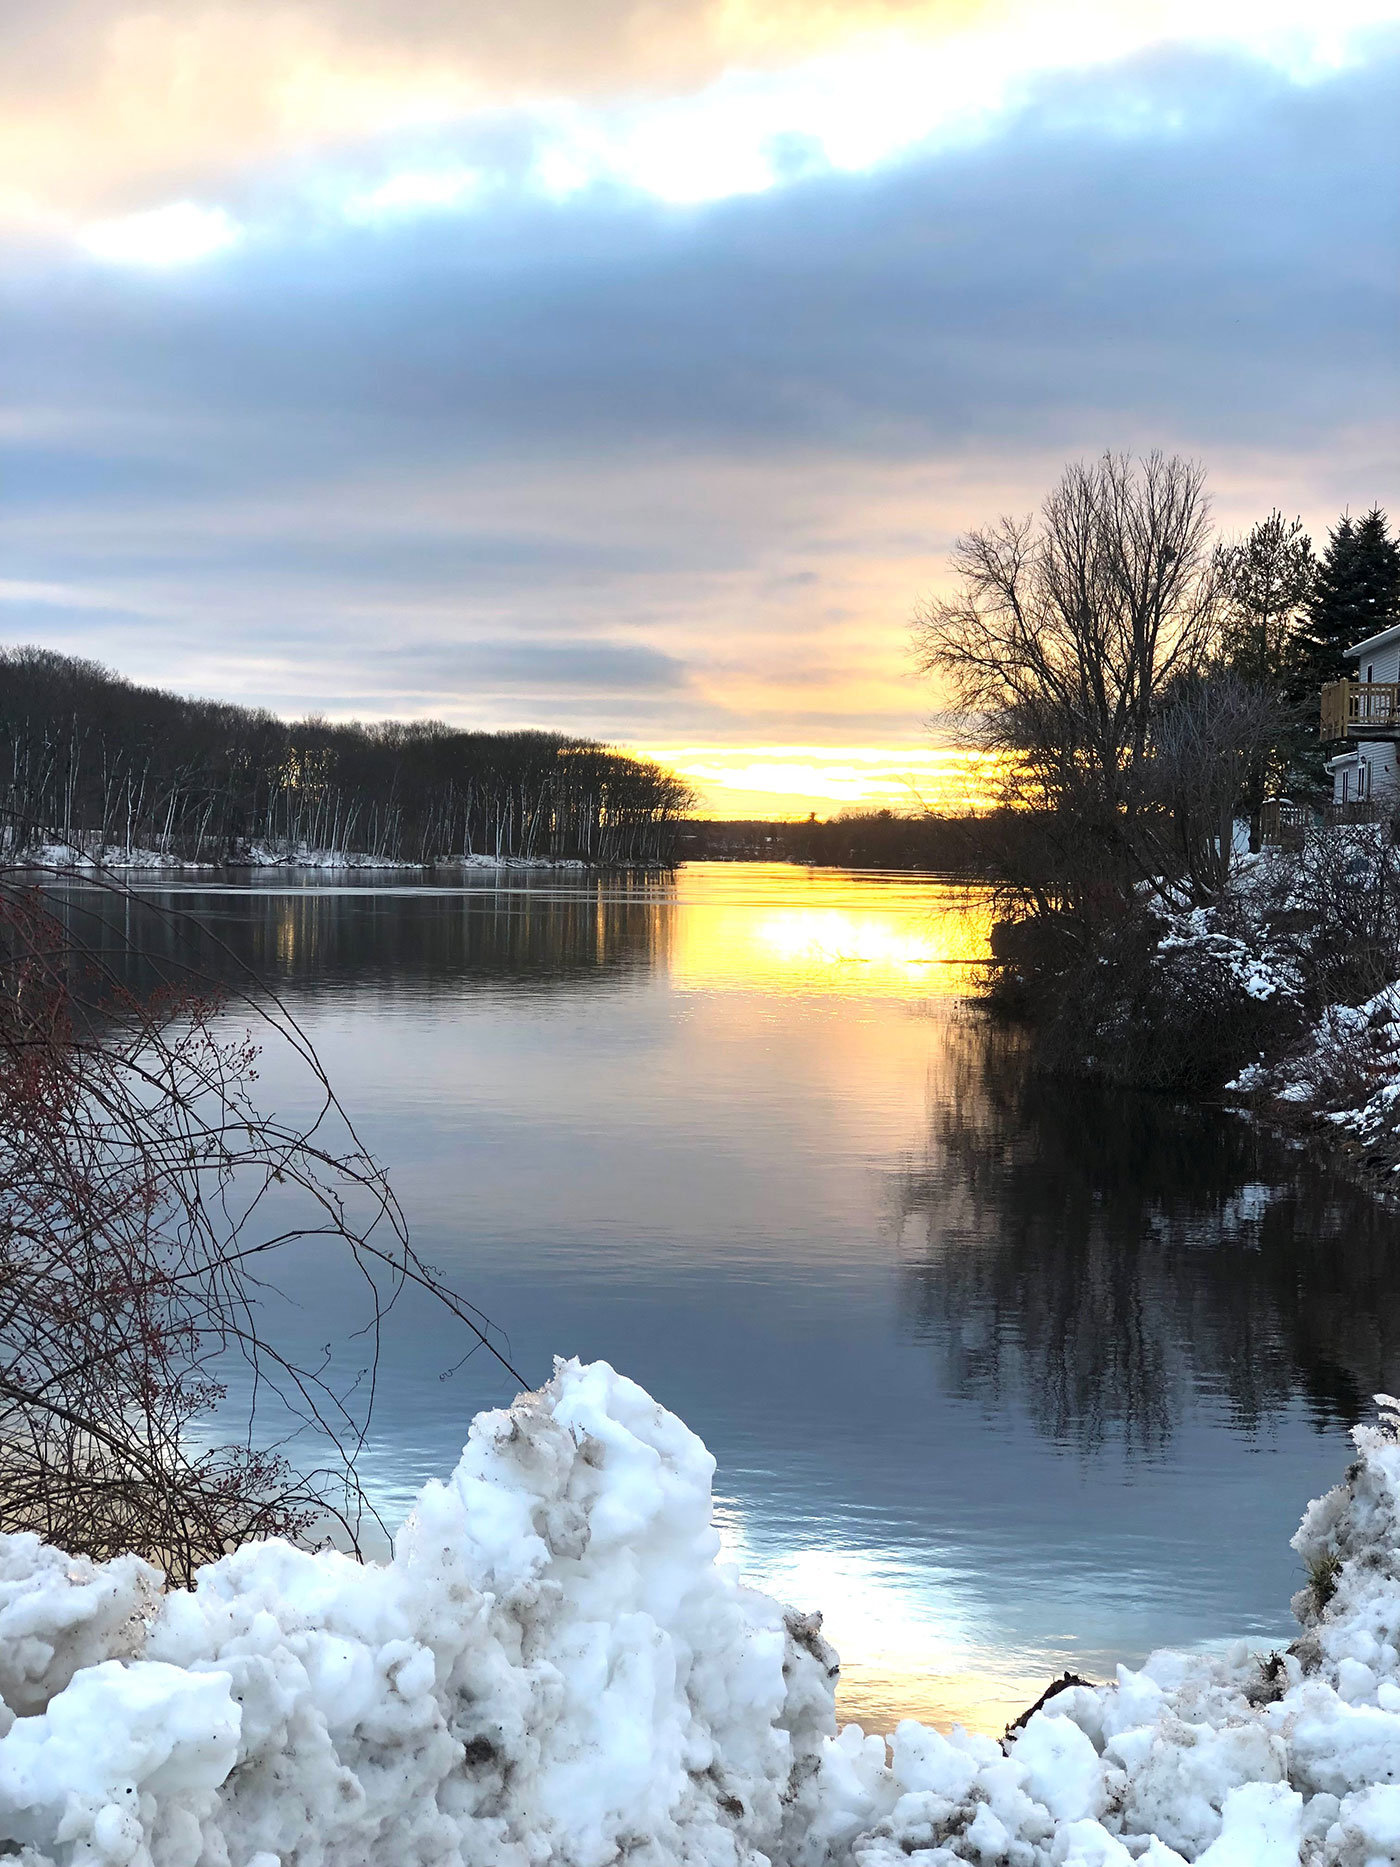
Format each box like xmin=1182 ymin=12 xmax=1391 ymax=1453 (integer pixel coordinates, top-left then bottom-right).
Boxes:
xmin=1259 ymin=798 xmax=1311 ymax=847
xmin=1321 ymin=679 xmax=1400 ymax=740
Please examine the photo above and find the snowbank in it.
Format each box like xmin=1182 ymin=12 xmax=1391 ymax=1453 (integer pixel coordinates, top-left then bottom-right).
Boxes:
xmin=11 ymin=843 xmax=634 ymax=874
xmin=1232 ymin=983 xmax=1400 ymax=1173
xmin=239 ymin=843 xmax=422 ymax=870
xmin=20 ymin=843 xmax=214 ymax=872
xmin=4 ymin=1361 xmax=1400 ymax=1866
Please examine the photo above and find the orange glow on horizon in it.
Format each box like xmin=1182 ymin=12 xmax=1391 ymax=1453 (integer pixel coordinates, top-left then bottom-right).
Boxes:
xmin=636 ymin=743 xmax=1001 ymax=819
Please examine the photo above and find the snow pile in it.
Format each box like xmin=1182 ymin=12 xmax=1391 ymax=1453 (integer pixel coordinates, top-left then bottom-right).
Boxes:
xmin=240 ymin=843 xmax=423 ymax=870
xmin=0 ymin=1360 xmax=836 ymax=1867
xmin=451 ymin=854 xmax=592 ymax=871
xmin=7 ymin=1364 xmax=1400 ymax=1865
xmin=801 ymin=1395 xmax=1400 ymax=1866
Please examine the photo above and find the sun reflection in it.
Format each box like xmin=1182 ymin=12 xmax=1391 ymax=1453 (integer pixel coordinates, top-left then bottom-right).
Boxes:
xmin=670 ymin=869 xmax=994 ymax=996
xmin=715 ymin=1507 xmax=1057 ymax=1737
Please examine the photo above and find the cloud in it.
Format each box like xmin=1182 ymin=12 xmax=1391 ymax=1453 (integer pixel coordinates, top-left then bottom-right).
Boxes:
xmin=0 ymin=41 xmax=1396 ymax=743
xmin=4 ymin=0 xmax=1397 ymax=222
xmin=81 ymin=202 xmax=242 ymax=266
xmin=12 ymin=47 xmax=1394 ymax=459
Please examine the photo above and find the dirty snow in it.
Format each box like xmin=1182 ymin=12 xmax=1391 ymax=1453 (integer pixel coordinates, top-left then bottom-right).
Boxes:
xmin=4 ymin=1360 xmax=1400 ymax=1865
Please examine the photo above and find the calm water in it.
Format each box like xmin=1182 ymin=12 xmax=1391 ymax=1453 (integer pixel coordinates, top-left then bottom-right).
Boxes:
xmin=52 ymin=862 xmax=1400 ymax=1733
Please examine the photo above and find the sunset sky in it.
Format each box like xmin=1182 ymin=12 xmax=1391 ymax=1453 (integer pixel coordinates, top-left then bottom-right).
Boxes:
xmin=4 ymin=1 xmax=1398 ymax=814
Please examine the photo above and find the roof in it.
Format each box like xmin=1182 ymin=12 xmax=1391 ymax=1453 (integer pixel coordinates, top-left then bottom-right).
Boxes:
xmin=1346 ymin=620 xmax=1400 ymax=658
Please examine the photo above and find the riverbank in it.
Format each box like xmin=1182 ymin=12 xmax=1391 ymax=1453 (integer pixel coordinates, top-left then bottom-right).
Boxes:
xmin=13 ymin=841 xmax=668 ymax=873
xmin=1 ymin=1358 xmax=1398 ymax=1865
xmin=991 ymin=821 xmax=1400 ymax=1206
xmin=1228 ymin=977 xmax=1400 ymax=1202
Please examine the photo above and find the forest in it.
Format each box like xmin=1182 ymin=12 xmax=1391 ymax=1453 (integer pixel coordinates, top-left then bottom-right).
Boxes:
xmin=0 ymin=647 xmax=695 ymax=865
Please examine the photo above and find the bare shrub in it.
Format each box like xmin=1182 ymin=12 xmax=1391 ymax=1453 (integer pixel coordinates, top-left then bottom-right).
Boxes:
xmin=1263 ymin=825 xmax=1400 ymax=1012
xmin=1142 ymin=670 xmax=1294 ymax=903
xmin=1037 ymin=904 xmax=1298 ymax=1092
xmin=0 ymin=868 xmax=520 ymax=1583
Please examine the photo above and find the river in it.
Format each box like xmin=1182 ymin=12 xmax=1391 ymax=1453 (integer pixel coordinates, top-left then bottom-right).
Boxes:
xmin=51 ymin=861 xmax=1400 ymax=1735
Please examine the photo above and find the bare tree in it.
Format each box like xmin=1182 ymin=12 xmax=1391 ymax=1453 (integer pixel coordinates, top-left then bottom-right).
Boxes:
xmin=1142 ymin=669 xmax=1290 ymax=902
xmin=0 ymin=649 xmax=696 ymax=868
xmin=914 ymin=453 xmax=1220 ymax=905
xmin=0 ymin=869 xmax=522 ymax=1583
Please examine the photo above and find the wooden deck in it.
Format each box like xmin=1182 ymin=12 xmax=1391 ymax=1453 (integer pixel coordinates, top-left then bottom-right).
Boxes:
xmin=1321 ymin=679 xmax=1400 ymax=740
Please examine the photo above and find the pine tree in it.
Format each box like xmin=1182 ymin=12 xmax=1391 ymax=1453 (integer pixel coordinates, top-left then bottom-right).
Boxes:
xmin=1296 ymin=508 xmax=1400 ymax=688
xmin=1217 ymin=510 xmax=1315 ymax=688
xmin=1213 ymin=512 xmax=1317 ymax=837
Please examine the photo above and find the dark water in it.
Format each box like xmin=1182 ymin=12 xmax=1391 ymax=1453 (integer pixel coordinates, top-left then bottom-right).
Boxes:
xmin=46 ymin=863 xmax=1400 ymax=1733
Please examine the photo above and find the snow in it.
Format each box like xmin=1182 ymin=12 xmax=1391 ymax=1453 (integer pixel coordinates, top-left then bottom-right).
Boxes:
xmin=1154 ymin=905 xmax=1294 ymax=1004
xmin=6 ymin=1359 xmax=1400 ymax=1865
xmin=1240 ymin=982 xmax=1400 ymax=1157
xmin=23 ymin=843 xmax=215 ymax=872
xmin=13 ymin=842 xmax=626 ymax=873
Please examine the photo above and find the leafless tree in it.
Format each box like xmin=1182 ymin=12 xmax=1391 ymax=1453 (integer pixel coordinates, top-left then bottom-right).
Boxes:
xmin=0 ymin=648 xmax=696 ymax=867
xmin=0 ymin=868 xmax=523 ymax=1583
xmin=1141 ymin=669 xmax=1291 ymax=901
xmin=914 ymin=452 xmax=1221 ymax=907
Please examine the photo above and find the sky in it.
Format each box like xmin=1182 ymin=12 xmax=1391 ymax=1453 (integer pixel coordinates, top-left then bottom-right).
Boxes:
xmin=3 ymin=1 xmax=1398 ymax=815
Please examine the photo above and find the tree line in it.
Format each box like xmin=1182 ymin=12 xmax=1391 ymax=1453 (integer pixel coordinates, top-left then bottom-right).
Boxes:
xmin=0 ymin=648 xmax=696 ymax=865
xmin=678 ymin=811 xmax=1048 ymax=874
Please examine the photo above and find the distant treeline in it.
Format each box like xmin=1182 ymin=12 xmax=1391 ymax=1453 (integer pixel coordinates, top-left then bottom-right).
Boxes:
xmin=678 ymin=811 xmax=1047 ymax=874
xmin=0 ymin=648 xmax=695 ymax=865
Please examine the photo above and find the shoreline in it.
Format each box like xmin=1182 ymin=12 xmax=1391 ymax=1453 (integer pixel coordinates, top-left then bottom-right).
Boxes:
xmin=8 ymin=843 xmax=679 ymax=876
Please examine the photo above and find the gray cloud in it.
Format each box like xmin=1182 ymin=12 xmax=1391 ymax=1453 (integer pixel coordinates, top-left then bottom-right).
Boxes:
xmin=12 ymin=47 xmax=1397 ymax=456
xmin=2 ymin=41 xmax=1396 ymax=736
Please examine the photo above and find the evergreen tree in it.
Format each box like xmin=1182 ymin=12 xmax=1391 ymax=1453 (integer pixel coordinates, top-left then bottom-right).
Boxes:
xmin=1216 ymin=510 xmax=1315 ymax=688
xmin=1296 ymin=508 xmax=1400 ymax=687
xmin=1213 ymin=512 xmax=1317 ymax=838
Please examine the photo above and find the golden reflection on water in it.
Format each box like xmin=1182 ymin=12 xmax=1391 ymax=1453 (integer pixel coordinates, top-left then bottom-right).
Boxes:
xmin=715 ymin=1507 xmax=1057 ymax=1739
xmin=836 ymin=1664 xmax=1055 ymax=1741
xmin=671 ymin=866 xmax=995 ymax=996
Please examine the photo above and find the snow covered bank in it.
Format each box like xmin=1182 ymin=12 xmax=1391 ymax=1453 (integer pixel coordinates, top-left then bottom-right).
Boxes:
xmin=4 ymin=1361 xmax=1400 ymax=1866
xmin=1232 ymin=983 xmax=1400 ymax=1179
xmin=19 ymin=843 xmax=215 ymax=872
xmin=11 ymin=843 xmax=656 ymax=874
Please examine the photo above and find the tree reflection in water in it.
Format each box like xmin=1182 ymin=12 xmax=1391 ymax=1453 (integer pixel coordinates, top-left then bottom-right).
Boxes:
xmin=895 ymin=1017 xmax=1400 ymax=1452
xmin=35 ymin=874 xmax=676 ymax=1002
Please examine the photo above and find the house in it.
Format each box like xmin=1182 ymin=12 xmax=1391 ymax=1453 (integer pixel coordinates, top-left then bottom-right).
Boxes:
xmin=1321 ymin=620 xmax=1400 ymax=807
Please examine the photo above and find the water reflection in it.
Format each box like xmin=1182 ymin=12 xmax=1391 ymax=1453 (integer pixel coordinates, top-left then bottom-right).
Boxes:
xmin=669 ymin=881 xmax=993 ymax=995
xmin=39 ymin=872 xmax=675 ymax=1000
xmin=28 ymin=864 xmax=1400 ymax=1739
xmin=897 ymin=1020 xmax=1400 ymax=1450
xmin=46 ymin=865 xmax=992 ymax=1003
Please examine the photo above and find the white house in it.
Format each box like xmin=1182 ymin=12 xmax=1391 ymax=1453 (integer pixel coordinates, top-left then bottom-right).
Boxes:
xmin=1322 ymin=620 xmax=1400 ymax=807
